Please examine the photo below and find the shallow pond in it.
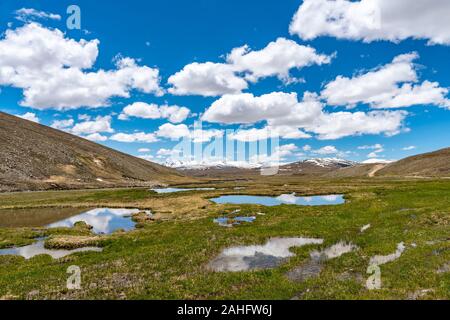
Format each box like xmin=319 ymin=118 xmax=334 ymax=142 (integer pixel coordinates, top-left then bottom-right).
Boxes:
xmin=369 ymin=242 xmax=406 ymax=266
xmin=286 ymin=241 xmax=358 ymax=282
xmin=210 ymin=193 xmax=345 ymax=206
xmin=208 ymin=237 xmax=324 ymax=272
xmin=0 ymin=208 xmax=146 ymax=234
xmin=213 ymin=216 xmax=256 ymax=227
xmin=47 ymin=208 xmax=144 ymax=234
xmin=0 ymin=239 xmax=102 ymax=259
xmin=0 ymin=207 xmax=94 ymax=228
xmin=152 ymin=187 xmax=216 ymax=193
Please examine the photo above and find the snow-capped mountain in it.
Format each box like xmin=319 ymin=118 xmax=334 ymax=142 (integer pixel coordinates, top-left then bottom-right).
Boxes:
xmin=164 ymin=159 xmax=263 ymax=170
xmin=303 ymin=158 xmax=357 ymax=168
xmin=276 ymin=158 xmax=357 ymax=175
xmin=272 ymin=158 xmax=357 ymax=176
xmin=164 ymin=157 xmax=357 ymax=171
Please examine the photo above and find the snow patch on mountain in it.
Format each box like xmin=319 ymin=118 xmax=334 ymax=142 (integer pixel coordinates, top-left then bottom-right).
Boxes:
xmin=303 ymin=158 xmax=357 ymax=168
xmin=164 ymin=157 xmax=357 ymax=170
xmin=362 ymin=159 xmax=395 ymax=164
xmin=164 ymin=159 xmax=263 ymax=170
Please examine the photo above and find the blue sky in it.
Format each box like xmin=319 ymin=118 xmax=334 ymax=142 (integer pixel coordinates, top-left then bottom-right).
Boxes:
xmin=1 ymin=0 xmax=449 ymax=165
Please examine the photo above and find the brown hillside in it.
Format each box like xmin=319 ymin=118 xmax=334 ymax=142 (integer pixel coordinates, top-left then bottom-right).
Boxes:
xmin=323 ymin=163 xmax=385 ymax=178
xmin=0 ymin=112 xmax=191 ymax=192
xmin=377 ymin=148 xmax=450 ymax=177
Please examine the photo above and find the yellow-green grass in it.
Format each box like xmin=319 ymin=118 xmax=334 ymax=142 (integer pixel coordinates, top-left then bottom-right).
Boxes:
xmin=0 ymin=179 xmax=448 ymax=300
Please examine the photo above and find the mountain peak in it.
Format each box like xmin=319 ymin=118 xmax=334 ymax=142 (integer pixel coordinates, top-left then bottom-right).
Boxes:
xmin=303 ymin=158 xmax=357 ymax=168
xmin=164 ymin=159 xmax=262 ymax=170
xmin=165 ymin=157 xmax=357 ymax=171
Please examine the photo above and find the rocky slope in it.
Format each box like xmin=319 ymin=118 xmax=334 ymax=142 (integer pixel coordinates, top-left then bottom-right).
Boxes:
xmin=0 ymin=112 xmax=190 ymax=192
xmin=377 ymin=147 xmax=450 ymax=177
xmin=277 ymin=158 xmax=357 ymax=176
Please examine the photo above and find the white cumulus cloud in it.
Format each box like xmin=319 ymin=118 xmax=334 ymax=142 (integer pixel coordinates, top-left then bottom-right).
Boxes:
xmin=156 ymin=123 xmax=190 ymax=140
xmin=84 ymin=133 xmax=108 ymax=142
xmin=49 ymin=116 xmax=112 ymax=141
xmin=228 ymin=126 xmax=310 ymax=142
xmin=358 ymin=144 xmax=385 ymax=158
xmin=17 ymin=112 xmax=40 ymax=123
xmin=362 ymin=158 xmax=394 ymax=164
xmin=119 ymin=102 xmax=190 ymax=123
xmin=110 ymin=132 xmax=158 ymax=143
xmin=51 ymin=119 xmax=74 ymax=130
xmin=157 ymin=148 xmax=181 ymax=157
xmin=15 ymin=8 xmax=61 ymax=22
xmin=0 ymin=23 xmax=163 ymax=110
xmin=190 ymin=129 xmax=224 ymax=143
xmin=290 ymin=0 xmax=450 ymax=45
xmin=168 ymin=38 xmax=332 ymax=96
xmin=227 ymin=37 xmax=332 ymax=83
xmin=202 ymin=91 xmax=407 ymax=140
xmin=155 ymin=123 xmax=223 ymax=142
xmin=358 ymin=144 xmax=383 ymax=150
xmin=312 ymin=146 xmax=338 ymax=155
xmin=321 ymin=52 xmax=450 ymax=109
xmin=203 ymin=92 xmax=301 ymax=125
xmin=168 ymin=62 xmax=247 ymax=97
xmin=71 ymin=116 xmax=114 ymax=135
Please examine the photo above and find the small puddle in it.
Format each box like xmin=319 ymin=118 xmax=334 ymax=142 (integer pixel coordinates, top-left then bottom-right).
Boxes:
xmin=286 ymin=241 xmax=358 ymax=282
xmin=0 ymin=208 xmax=150 ymax=259
xmin=366 ymin=242 xmax=406 ymax=290
xmin=208 ymin=237 xmax=324 ymax=272
xmin=47 ymin=208 xmax=145 ymax=234
xmin=210 ymin=193 xmax=344 ymax=206
xmin=369 ymin=242 xmax=406 ymax=266
xmin=0 ymin=207 xmax=149 ymax=234
xmin=310 ymin=242 xmax=358 ymax=261
xmin=152 ymin=187 xmax=215 ymax=193
xmin=0 ymin=239 xmax=102 ymax=260
xmin=213 ymin=216 xmax=256 ymax=227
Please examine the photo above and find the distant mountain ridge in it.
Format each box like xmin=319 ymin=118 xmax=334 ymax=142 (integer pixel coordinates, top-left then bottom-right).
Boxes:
xmin=165 ymin=157 xmax=356 ymax=170
xmin=164 ymin=159 xmax=263 ymax=170
xmin=167 ymin=149 xmax=450 ymax=179
xmin=164 ymin=157 xmax=359 ymax=178
xmin=1 ymin=111 xmax=448 ymax=192
xmin=277 ymin=158 xmax=357 ymax=175
xmin=0 ymin=112 xmax=190 ymax=192
xmin=302 ymin=158 xmax=357 ymax=168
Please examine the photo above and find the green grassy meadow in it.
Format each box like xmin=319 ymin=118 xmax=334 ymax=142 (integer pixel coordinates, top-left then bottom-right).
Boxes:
xmin=0 ymin=179 xmax=448 ymax=300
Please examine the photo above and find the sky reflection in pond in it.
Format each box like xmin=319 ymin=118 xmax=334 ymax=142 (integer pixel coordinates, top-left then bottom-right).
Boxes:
xmin=208 ymin=237 xmax=324 ymax=272
xmin=152 ymin=187 xmax=215 ymax=193
xmin=210 ymin=194 xmax=345 ymax=206
xmin=47 ymin=208 xmax=141 ymax=234
xmin=0 ymin=240 xmax=102 ymax=259
xmin=213 ymin=216 xmax=256 ymax=227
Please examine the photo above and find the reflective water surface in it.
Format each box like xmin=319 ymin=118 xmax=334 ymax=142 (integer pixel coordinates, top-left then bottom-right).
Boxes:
xmin=210 ymin=194 xmax=345 ymax=206
xmin=208 ymin=237 xmax=324 ymax=272
xmin=213 ymin=216 xmax=256 ymax=227
xmin=286 ymin=241 xmax=358 ymax=282
xmin=0 ymin=207 xmax=149 ymax=234
xmin=0 ymin=239 xmax=102 ymax=259
xmin=152 ymin=187 xmax=215 ymax=193
xmin=0 ymin=207 xmax=92 ymax=228
xmin=47 ymin=208 xmax=142 ymax=234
